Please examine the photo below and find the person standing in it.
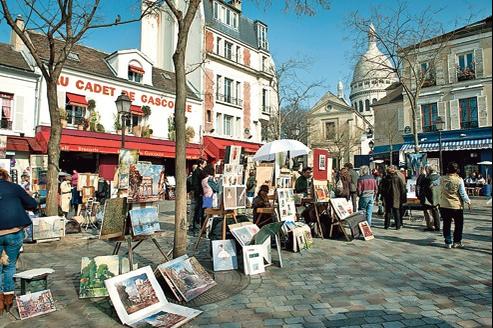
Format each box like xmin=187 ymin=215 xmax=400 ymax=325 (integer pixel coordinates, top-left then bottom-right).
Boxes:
xmin=191 ymin=159 xmax=207 ymax=232
xmin=420 ymin=165 xmax=441 ymax=232
xmin=336 ymin=167 xmax=351 ymax=201
xmin=357 ymin=166 xmax=378 ymax=226
xmin=440 ymin=162 xmax=471 ymax=249
xmin=246 ymin=170 xmax=256 ymax=198
xmin=0 ymin=168 xmax=37 ymax=314
xmin=373 ymin=168 xmax=384 ymax=215
xmin=201 ymin=164 xmax=219 ymax=211
xmin=19 ymin=172 xmax=30 ymax=193
xmin=380 ymin=166 xmax=407 ymax=230
xmin=344 ymin=163 xmax=359 ymax=212
xmin=60 ymin=175 xmax=72 ymax=217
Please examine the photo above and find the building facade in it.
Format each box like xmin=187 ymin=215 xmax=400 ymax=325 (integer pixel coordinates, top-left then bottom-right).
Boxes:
xmin=398 ymin=16 xmax=492 ymax=177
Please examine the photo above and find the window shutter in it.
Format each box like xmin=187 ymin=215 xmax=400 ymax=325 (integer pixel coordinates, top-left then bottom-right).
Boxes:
xmin=435 ymin=58 xmax=445 ymax=85
xmin=477 ymin=95 xmax=488 ymax=127
xmin=437 ymin=101 xmax=446 ymax=128
xmin=449 ymin=100 xmax=460 ymax=130
xmin=415 ymin=105 xmax=422 ymax=133
xmin=474 ymin=48 xmax=484 ymax=78
xmin=447 ymin=54 xmax=456 ymax=84
xmin=13 ymin=95 xmax=24 ymax=132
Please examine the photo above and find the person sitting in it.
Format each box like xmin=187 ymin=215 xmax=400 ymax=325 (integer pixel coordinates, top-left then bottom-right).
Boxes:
xmin=465 ymin=172 xmax=477 ymax=186
xmin=295 ymin=167 xmax=313 ymax=196
xmin=252 ymin=185 xmax=272 ymax=227
xmin=477 ymin=174 xmax=486 ymax=185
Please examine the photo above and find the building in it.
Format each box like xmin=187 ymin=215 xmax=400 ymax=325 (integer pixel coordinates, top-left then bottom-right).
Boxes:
xmin=307 ymin=83 xmax=373 ymax=169
xmin=4 ymin=16 xmax=204 ymax=181
xmin=141 ymin=0 xmax=277 ymax=161
xmin=398 ymin=16 xmax=492 ymax=177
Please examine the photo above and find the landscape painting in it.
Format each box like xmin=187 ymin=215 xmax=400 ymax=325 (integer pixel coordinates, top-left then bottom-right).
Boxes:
xmin=212 ymin=240 xmax=238 ymax=271
xmin=16 ymin=289 xmax=56 ymax=320
xmin=79 ymin=256 xmax=131 ymax=298
xmin=32 ymin=216 xmax=65 ymax=240
xmin=158 ymin=257 xmax=216 ymax=302
xmin=129 ymin=207 xmax=160 ymax=236
xmin=129 ymin=303 xmax=202 ymax=328
xmin=129 ymin=162 xmax=166 ymax=203
xmin=99 ymin=198 xmax=128 ymax=240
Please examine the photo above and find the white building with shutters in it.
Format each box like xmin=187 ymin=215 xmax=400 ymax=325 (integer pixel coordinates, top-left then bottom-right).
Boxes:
xmin=397 ymin=16 xmax=492 ymax=177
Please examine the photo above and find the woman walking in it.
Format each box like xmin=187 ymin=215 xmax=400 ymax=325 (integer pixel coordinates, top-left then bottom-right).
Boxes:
xmin=0 ymin=168 xmax=37 ymax=314
xmin=201 ymin=164 xmax=219 ymax=214
xmin=440 ymin=162 xmax=471 ymax=249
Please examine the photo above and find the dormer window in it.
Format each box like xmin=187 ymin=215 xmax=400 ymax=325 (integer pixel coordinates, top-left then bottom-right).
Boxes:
xmin=213 ymin=1 xmax=239 ymax=30
xmin=128 ymin=61 xmax=144 ymax=83
xmin=256 ymin=23 xmax=268 ymax=50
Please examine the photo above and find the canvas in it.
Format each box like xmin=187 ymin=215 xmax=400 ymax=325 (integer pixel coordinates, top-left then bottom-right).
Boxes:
xmin=407 ymin=178 xmax=417 ymax=200
xmin=277 ymin=188 xmax=297 ymax=221
xmin=129 ymin=303 xmax=201 ymax=328
xmin=359 ymin=221 xmax=375 ymax=241
xmin=222 ymin=186 xmax=237 ymax=210
xmin=32 ymin=216 xmax=65 ymax=240
xmin=128 ymin=162 xmax=166 ymax=203
xmin=157 ymin=257 xmax=216 ymax=302
xmin=129 ymin=207 xmax=160 ymax=236
xmin=229 ymin=223 xmax=260 ymax=246
xmin=79 ymin=256 xmax=131 ymax=298
xmin=16 ymin=289 xmax=56 ymax=320
xmin=77 ymin=173 xmax=99 ymax=192
xmin=119 ymin=149 xmax=139 ymax=189
xmin=212 ymin=240 xmax=238 ymax=271
xmin=242 ymin=245 xmax=265 ymax=275
xmin=100 ymin=198 xmax=128 ymax=240
xmin=254 ymin=164 xmax=274 ymax=194
xmin=330 ymin=198 xmax=354 ymax=220
xmin=236 ymin=186 xmax=247 ymax=209
xmin=313 ymin=180 xmax=330 ymax=203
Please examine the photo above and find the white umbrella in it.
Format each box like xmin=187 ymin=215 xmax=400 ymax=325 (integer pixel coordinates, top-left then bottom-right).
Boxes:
xmin=253 ymin=139 xmax=311 ymax=162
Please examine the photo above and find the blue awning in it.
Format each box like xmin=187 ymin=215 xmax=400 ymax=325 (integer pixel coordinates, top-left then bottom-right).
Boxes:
xmin=400 ymin=138 xmax=492 ymax=153
xmin=373 ymin=144 xmax=404 ymax=155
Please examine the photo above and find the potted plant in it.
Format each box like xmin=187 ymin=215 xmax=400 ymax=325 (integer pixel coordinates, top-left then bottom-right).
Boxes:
xmin=59 ymin=107 xmax=68 ymax=128
xmin=113 ymin=114 xmax=122 ymax=134
xmin=89 ymin=111 xmax=100 ymax=132
xmin=82 ymin=118 xmax=90 ymax=131
xmin=141 ymin=105 xmax=151 ymax=117
xmin=87 ymin=99 xmax=96 ymax=111
xmin=96 ymin=123 xmax=105 ymax=133
xmin=185 ymin=126 xmax=195 ymax=143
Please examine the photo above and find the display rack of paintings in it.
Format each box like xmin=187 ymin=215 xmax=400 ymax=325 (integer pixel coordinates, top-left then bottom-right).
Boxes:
xmin=99 ymin=198 xmax=128 ymax=240
xmin=118 ymin=149 xmax=139 ymax=190
xmin=129 ymin=207 xmax=161 ymax=236
xmin=211 ymin=240 xmax=238 ymax=272
xmin=128 ymin=162 xmax=166 ymax=203
xmin=16 ymin=289 xmax=56 ymax=320
xmin=156 ymin=255 xmax=217 ymax=302
xmin=254 ymin=164 xmax=274 ymax=195
xmin=79 ymin=255 xmax=134 ymax=298
xmin=222 ymin=185 xmax=247 ymax=210
xmin=276 ymin=188 xmax=297 ymax=221
xmin=105 ymin=266 xmax=202 ymax=327
xmin=31 ymin=216 xmax=65 ymax=242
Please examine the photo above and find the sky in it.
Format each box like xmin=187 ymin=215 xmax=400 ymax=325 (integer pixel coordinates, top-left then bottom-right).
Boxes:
xmin=1 ymin=0 xmax=491 ymax=107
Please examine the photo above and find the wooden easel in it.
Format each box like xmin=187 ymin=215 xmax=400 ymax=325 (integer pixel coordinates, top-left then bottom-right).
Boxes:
xmin=194 ymin=206 xmax=238 ymax=250
xmin=328 ymin=202 xmax=351 ymax=242
xmin=312 ymin=202 xmax=327 ymax=239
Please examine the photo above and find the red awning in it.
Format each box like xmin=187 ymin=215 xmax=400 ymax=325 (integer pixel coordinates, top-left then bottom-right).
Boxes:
xmin=6 ymin=136 xmax=42 ymax=152
xmin=202 ymin=136 xmax=262 ymax=160
xmin=66 ymin=92 xmax=88 ymax=107
xmin=130 ymin=105 xmax=144 ymax=116
xmin=35 ymin=126 xmax=202 ymax=159
xmin=129 ymin=65 xmax=145 ymax=74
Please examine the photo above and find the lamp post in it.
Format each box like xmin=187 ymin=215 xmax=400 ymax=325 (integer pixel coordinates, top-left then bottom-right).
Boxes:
xmin=368 ymin=140 xmax=374 ymax=153
xmin=115 ymin=92 xmax=132 ymax=149
xmin=434 ymin=116 xmax=445 ymax=173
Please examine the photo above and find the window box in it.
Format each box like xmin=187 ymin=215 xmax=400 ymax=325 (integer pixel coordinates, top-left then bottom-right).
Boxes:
xmin=457 ymin=67 xmax=476 ymax=81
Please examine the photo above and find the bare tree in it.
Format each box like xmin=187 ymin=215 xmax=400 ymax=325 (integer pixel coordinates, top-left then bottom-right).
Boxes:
xmin=347 ymin=2 xmax=466 ymax=153
xmin=1 ymin=0 xmax=159 ymax=216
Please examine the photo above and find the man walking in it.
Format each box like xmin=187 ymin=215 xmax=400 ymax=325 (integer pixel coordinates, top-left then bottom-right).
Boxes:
xmin=344 ymin=163 xmax=359 ymax=212
xmin=380 ymin=166 xmax=407 ymax=230
xmin=357 ymin=166 xmax=378 ymax=226
xmin=190 ymin=159 xmax=207 ymax=232
xmin=420 ymin=165 xmax=441 ymax=231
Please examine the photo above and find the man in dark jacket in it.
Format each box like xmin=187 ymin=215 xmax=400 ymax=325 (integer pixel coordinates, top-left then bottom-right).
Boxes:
xmin=190 ymin=159 xmax=207 ymax=232
xmin=380 ymin=166 xmax=407 ymax=230
xmin=344 ymin=163 xmax=359 ymax=212
xmin=420 ymin=165 xmax=441 ymax=231
xmin=295 ymin=167 xmax=312 ymax=196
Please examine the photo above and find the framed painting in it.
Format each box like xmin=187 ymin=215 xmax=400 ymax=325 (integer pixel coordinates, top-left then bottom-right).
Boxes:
xmin=16 ymin=289 xmax=56 ymax=320
xmin=129 ymin=207 xmax=160 ymax=236
xmin=129 ymin=303 xmax=202 ymax=328
xmin=242 ymin=245 xmax=265 ymax=275
xmin=358 ymin=221 xmax=374 ymax=241
xmin=32 ymin=216 xmax=65 ymax=240
xmin=99 ymin=198 xmax=127 ymax=240
xmin=313 ymin=180 xmax=330 ymax=203
xmin=79 ymin=256 xmax=132 ymax=298
xmin=212 ymin=240 xmax=238 ymax=271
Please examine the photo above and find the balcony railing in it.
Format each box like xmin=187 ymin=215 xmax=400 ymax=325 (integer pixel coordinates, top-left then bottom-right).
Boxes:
xmin=422 ymin=125 xmax=437 ymax=132
xmin=0 ymin=119 xmax=12 ymax=130
xmin=216 ymin=50 xmax=242 ymax=65
xmin=461 ymin=121 xmax=479 ymax=129
xmin=261 ymin=106 xmax=271 ymax=114
xmin=216 ymin=93 xmax=243 ymax=107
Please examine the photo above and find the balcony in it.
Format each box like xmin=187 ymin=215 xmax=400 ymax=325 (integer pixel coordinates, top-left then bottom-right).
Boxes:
xmin=216 ymin=50 xmax=242 ymax=65
xmin=422 ymin=125 xmax=437 ymax=132
xmin=456 ymin=66 xmax=476 ymax=82
xmin=461 ymin=121 xmax=479 ymax=129
xmin=261 ymin=106 xmax=272 ymax=114
xmin=0 ymin=119 xmax=12 ymax=130
xmin=216 ymin=93 xmax=243 ymax=107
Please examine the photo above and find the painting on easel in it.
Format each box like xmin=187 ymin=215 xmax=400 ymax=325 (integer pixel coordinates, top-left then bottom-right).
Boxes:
xmin=100 ymin=198 xmax=128 ymax=240
xmin=129 ymin=207 xmax=160 ymax=236
xmin=128 ymin=162 xmax=166 ymax=203
xmin=313 ymin=180 xmax=330 ymax=203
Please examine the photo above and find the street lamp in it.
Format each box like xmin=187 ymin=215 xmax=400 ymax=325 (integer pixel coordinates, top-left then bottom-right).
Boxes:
xmin=368 ymin=140 xmax=375 ymax=152
xmin=434 ymin=116 xmax=445 ymax=173
xmin=115 ymin=92 xmax=132 ymax=148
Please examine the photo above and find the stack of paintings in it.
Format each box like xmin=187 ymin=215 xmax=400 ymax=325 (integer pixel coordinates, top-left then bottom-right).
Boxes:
xmin=105 ymin=266 xmax=201 ymax=327
xmin=129 ymin=207 xmax=160 ymax=236
xmin=79 ymin=255 xmax=133 ymax=298
xmin=277 ymin=188 xmax=297 ymax=221
xmin=16 ymin=289 xmax=56 ymax=320
xmin=156 ymin=256 xmax=216 ymax=302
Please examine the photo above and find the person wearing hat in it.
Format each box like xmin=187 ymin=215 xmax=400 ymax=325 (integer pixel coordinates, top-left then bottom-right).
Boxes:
xmin=20 ymin=172 xmax=30 ymax=192
xmin=0 ymin=168 xmax=37 ymax=314
xmin=252 ymin=185 xmax=272 ymax=227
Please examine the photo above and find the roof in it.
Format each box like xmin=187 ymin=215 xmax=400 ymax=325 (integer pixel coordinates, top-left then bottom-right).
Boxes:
xmin=0 ymin=43 xmax=33 ymax=72
xmin=401 ymin=16 xmax=492 ymax=52
xmin=27 ymin=32 xmax=200 ymax=100
xmin=203 ymin=0 xmax=267 ymax=51
xmin=372 ymin=83 xmax=403 ymax=107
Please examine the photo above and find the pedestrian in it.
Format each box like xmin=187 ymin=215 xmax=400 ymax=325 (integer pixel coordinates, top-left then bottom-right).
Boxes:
xmin=439 ymin=162 xmax=471 ymax=249
xmin=201 ymin=164 xmax=219 ymax=212
xmin=295 ymin=167 xmax=312 ymax=196
xmin=19 ymin=172 xmax=30 ymax=193
xmin=246 ymin=170 xmax=256 ymax=198
xmin=420 ymin=165 xmax=441 ymax=232
xmin=357 ymin=166 xmax=378 ymax=226
xmin=336 ymin=167 xmax=351 ymax=200
xmin=373 ymin=168 xmax=384 ymax=215
xmin=187 ymin=164 xmax=198 ymax=231
xmin=190 ymin=159 xmax=207 ymax=232
xmin=344 ymin=163 xmax=359 ymax=212
xmin=416 ymin=167 xmax=427 ymax=200
xmin=60 ymin=175 xmax=72 ymax=217
xmin=380 ymin=166 xmax=407 ymax=230
xmin=0 ymin=168 xmax=37 ymax=314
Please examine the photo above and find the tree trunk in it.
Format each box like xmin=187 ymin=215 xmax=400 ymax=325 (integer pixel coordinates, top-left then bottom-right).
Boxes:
xmin=45 ymin=81 xmax=62 ymax=216
xmin=411 ymin=101 xmax=420 ymax=153
xmin=172 ymin=39 xmax=189 ymax=258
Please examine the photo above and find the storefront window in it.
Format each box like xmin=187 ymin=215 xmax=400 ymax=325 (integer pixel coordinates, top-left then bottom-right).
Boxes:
xmin=0 ymin=92 xmax=13 ymax=130
xmin=459 ymin=97 xmax=478 ymax=129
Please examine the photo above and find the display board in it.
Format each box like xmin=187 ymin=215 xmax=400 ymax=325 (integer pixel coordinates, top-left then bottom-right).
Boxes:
xmin=313 ymin=148 xmax=329 ymax=181
xmin=277 ymin=188 xmax=297 ymax=221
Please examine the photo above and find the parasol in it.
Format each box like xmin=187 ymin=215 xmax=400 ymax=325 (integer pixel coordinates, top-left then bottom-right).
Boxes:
xmin=253 ymin=139 xmax=311 ymax=162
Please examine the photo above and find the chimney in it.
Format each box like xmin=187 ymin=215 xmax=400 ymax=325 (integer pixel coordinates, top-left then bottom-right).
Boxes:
xmin=230 ymin=0 xmax=242 ymax=11
xmin=11 ymin=15 xmax=25 ymax=51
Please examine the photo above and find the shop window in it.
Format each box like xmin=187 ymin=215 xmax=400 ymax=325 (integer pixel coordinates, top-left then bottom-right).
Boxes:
xmin=421 ymin=102 xmax=438 ymax=132
xmin=0 ymin=92 xmax=13 ymax=130
xmin=459 ymin=97 xmax=478 ymax=129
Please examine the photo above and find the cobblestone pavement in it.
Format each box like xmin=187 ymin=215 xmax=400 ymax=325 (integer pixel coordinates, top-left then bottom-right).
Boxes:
xmin=1 ymin=199 xmax=491 ymax=328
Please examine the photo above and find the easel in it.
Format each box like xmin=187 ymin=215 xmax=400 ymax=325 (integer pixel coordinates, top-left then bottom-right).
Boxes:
xmin=194 ymin=206 xmax=238 ymax=250
xmin=328 ymin=201 xmax=351 ymax=242
xmin=312 ymin=201 xmax=327 ymax=239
